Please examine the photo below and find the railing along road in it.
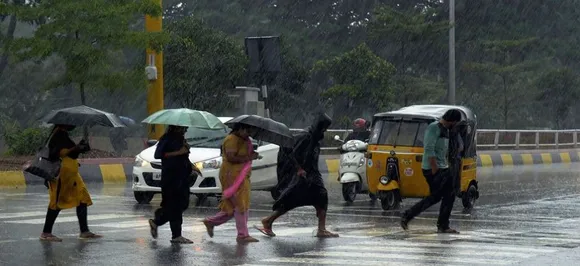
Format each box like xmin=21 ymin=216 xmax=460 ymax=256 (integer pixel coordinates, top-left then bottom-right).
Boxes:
xmin=289 ymin=128 xmax=580 ymax=151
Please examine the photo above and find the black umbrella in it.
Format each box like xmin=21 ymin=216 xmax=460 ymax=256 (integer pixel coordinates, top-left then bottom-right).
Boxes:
xmin=225 ymin=115 xmax=294 ymax=148
xmin=42 ymin=105 xmax=126 ymax=128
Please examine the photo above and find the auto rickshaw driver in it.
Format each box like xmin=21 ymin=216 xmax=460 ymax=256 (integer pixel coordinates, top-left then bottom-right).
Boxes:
xmin=400 ymin=109 xmax=462 ymax=233
xmin=365 ymin=105 xmax=479 ymax=212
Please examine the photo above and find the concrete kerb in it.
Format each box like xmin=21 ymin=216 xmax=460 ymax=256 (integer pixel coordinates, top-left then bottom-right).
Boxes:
xmin=1 ymin=149 xmax=579 ymax=187
xmin=0 ymin=158 xmax=134 ymax=188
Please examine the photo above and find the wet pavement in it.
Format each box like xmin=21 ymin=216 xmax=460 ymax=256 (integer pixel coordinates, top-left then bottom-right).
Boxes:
xmin=2 ymin=163 xmax=580 ymax=265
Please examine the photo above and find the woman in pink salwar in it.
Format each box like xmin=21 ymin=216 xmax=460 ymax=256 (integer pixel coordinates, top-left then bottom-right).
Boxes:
xmin=203 ymin=124 xmax=260 ymax=243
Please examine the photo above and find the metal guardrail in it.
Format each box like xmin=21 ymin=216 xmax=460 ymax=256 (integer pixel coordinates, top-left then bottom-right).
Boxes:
xmin=289 ymin=128 xmax=580 ymax=151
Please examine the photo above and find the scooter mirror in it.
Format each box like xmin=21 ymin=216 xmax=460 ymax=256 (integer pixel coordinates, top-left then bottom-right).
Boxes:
xmin=334 ymin=135 xmax=340 ymax=141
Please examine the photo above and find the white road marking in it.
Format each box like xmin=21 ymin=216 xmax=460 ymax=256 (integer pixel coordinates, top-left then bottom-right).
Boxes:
xmin=285 ymin=251 xmax=518 ymax=265
xmin=5 ymin=214 xmax=141 ymax=224
xmin=0 ymin=211 xmax=48 ymax=219
xmin=355 ymin=240 xmax=559 ymax=253
xmin=327 ymin=245 xmax=536 ymax=258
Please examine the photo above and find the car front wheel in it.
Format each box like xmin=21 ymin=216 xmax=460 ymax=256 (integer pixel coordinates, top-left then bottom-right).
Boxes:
xmin=134 ymin=191 xmax=154 ymax=204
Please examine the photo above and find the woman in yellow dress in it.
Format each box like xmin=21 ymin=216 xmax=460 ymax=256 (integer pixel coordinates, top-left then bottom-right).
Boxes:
xmin=203 ymin=124 xmax=260 ymax=243
xmin=39 ymin=125 xmax=101 ymax=241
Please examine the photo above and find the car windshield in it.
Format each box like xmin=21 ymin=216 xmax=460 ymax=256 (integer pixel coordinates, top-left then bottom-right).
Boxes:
xmin=184 ymin=127 xmax=270 ymax=149
xmin=369 ymin=118 xmax=433 ymax=147
xmin=185 ymin=127 xmax=230 ymax=148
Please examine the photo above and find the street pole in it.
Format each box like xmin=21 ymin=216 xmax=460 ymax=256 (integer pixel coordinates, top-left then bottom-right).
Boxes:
xmin=448 ymin=0 xmax=456 ymax=105
xmin=145 ymin=0 xmax=164 ymax=140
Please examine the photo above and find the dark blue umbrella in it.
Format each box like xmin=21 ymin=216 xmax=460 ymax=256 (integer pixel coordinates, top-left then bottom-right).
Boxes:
xmin=225 ymin=115 xmax=294 ymax=147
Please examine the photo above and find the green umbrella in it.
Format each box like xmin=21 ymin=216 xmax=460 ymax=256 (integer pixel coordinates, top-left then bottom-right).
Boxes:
xmin=142 ymin=108 xmax=225 ymax=129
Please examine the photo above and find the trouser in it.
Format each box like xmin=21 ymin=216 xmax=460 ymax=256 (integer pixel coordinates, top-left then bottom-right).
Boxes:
xmin=205 ymin=211 xmax=249 ymax=238
xmin=153 ymin=207 xmax=183 ymax=239
xmin=403 ymin=168 xmax=455 ymax=229
xmin=42 ymin=203 xmax=89 ymax=233
xmin=205 ymin=196 xmax=249 ymax=238
xmin=153 ymin=184 xmax=189 ymax=239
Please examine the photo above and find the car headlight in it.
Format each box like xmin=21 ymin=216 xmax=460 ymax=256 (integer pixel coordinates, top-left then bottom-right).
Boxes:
xmin=195 ymin=158 xmax=222 ymax=170
xmin=134 ymin=155 xmax=150 ymax=168
xmin=379 ymin=175 xmax=389 ymax=185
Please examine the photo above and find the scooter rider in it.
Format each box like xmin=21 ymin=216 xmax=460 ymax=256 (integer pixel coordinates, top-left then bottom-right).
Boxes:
xmin=345 ymin=118 xmax=370 ymax=142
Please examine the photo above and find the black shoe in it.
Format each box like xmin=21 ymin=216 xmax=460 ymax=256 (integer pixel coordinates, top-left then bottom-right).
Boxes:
xmin=400 ymin=216 xmax=409 ymax=231
xmin=437 ymin=228 xmax=460 ymax=234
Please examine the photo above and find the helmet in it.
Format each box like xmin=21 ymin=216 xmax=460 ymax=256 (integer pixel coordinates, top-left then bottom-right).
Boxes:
xmin=353 ymin=118 xmax=366 ymax=129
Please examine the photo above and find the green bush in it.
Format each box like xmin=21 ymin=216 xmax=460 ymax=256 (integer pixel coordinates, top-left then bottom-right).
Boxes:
xmin=3 ymin=126 xmax=50 ymax=156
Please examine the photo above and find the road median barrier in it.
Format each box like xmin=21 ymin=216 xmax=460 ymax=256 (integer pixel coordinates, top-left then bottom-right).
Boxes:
xmin=319 ymin=149 xmax=580 ymax=174
xmin=1 ymin=149 xmax=579 ymax=187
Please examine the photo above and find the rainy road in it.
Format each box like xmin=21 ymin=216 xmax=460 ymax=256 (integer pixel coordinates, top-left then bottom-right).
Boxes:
xmin=2 ymin=163 xmax=580 ymax=265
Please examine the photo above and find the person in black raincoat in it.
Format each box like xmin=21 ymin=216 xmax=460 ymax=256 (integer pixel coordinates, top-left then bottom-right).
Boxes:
xmin=255 ymin=113 xmax=339 ymax=238
xmin=148 ymin=125 xmax=193 ymax=244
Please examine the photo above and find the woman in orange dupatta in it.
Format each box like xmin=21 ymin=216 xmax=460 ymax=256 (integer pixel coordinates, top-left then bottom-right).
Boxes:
xmin=203 ymin=123 xmax=260 ymax=243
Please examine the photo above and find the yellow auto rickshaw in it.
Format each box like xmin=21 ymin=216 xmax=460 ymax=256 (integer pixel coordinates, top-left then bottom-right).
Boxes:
xmin=366 ymin=105 xmax=479 ymax=211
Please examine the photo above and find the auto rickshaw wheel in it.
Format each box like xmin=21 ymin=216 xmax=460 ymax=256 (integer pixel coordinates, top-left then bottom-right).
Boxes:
xmin=462 ymin=183 xmax=478 ymax=210
xmin=195 ymin=193 xmax=209 ymax=203
xmin=342 ymin=182 xmax=358 ymax=203
xmin=380 ymin=190 xmax=400 ymax=210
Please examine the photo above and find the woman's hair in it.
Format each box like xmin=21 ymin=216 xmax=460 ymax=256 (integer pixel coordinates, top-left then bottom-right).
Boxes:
xmin=55 ymin=124 xmax=75 ymax=131
xmin=231 ymin=123 xmax=250 ymax=132
xmin=167 ymin=125 xmax=185 ymax=133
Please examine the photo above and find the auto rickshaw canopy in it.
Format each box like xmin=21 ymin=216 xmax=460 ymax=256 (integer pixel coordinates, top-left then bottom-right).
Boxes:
xmin=373 ymin=105 xmax=476 ymax=123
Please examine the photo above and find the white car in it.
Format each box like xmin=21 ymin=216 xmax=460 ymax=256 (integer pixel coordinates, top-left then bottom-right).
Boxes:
xmin=132 ymin=117 xmax=279 ymax=204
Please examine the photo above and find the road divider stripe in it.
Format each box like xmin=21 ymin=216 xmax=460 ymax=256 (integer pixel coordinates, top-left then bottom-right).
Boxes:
xmin=326 ymin=159 xmax=339 ymax=175
xmin=521 ymin=153 xmax=534 ymax=165
xmin=100 ymin=164 xmax=126 ymax=184
xmin=479 ymin=154 xmax=493 ymax=167
xmin=541 ymin=153 xmax=553 ymax=164
xmin=500 ymin=154 xmax=513 ymax=166
xmin=0 ymin=171 xmax=26 ymax=188
xmin=560 ymin=152 xmax=571 ymax=163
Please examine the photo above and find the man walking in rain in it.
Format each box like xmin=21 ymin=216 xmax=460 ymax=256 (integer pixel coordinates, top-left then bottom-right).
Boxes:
xmin=400 ymin=109 xmax=462 ymax=234
xmin=255 ymin=113 xmax=339 ymax=238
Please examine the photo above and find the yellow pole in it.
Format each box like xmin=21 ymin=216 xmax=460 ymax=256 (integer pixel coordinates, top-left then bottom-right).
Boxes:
xmin=145 ymin=0 xmax=164 ymax=140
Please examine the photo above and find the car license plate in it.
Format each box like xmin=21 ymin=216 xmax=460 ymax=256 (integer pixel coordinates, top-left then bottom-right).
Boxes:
xmin=152 ymin=173 xmax=162 ymax=181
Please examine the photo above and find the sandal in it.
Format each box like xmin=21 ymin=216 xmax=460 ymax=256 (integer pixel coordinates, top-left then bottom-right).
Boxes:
xmin=40 ymin=233 xmax=62 ymax=242
xmin=202 ymin=219 xmax=214 ymax=238
xmin=254 ymin=224 xmax=276 ymax=237
xmin=437 ymin=228 xmax=460 ymax=234
xmin=316 ymin=230 xmax=339 ymax=238
xmin=170 ymin=236 xmax=193 ymax=244
xmin=149 ymin=219 xmax=158 ymax=239
xmin=236 ymin=236 xmax=259 ymax=243
xmin=79 ymin=232 xmax=103 ymax=239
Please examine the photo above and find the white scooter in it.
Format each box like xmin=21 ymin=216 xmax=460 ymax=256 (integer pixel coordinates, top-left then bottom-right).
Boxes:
xmin=334 ymin=135 xmax=374 ymax=203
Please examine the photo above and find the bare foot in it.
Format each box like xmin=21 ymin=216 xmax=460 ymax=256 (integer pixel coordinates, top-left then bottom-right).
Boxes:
xmin=254 ymin=219 xmax=276 ymax=237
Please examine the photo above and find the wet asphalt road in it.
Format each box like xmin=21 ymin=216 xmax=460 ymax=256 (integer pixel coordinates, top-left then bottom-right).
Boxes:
xmin=2 ymin=164 xmax=580 ymax=266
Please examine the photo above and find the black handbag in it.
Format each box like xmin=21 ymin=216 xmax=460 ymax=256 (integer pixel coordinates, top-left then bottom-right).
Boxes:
xmin=23 ymin=131 xmax=61 ymax=181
